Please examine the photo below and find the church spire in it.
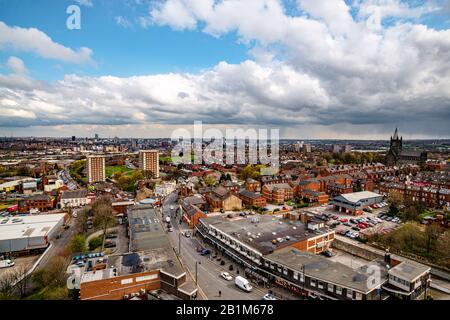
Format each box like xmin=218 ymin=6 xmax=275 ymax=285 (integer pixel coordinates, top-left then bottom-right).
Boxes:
xmin=393 ymin=128 xmax=398 ymax=140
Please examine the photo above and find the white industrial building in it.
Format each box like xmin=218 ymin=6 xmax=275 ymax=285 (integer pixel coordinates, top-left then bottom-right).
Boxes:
xmin=0 ymin=213 xmax=66 ymax=254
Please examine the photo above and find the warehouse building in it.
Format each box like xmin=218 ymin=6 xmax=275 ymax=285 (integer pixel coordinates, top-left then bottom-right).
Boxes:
xmin=330 ymin=191 xmax=384 ymax=215
xmin=0 ymin=213 xmax=66 ymax=255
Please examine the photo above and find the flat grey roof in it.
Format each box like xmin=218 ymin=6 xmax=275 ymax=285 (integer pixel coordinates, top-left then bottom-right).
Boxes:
xmin=388 ymin=260 xmax=430 ymax=282
xmin=61 ymin=189 xmax=87 ymax=199
xmin=128 ymin=205 xmax=170 ymax=252
xmin=201 ymin=214 xmax=329 ymax=255
xmin=266 ymin=247 xmax=388 ymax=294
xmin=336 ymin=191 xmax=382 ymax=204
xmin=127 ymin=205 xmax=184 ymax=278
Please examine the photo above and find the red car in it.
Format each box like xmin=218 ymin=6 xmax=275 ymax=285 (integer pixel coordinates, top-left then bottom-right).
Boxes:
xmin=357 ymin=223 xmax=367 ymax=229
xmin=340 ymin=218 xmax=348 ymax=223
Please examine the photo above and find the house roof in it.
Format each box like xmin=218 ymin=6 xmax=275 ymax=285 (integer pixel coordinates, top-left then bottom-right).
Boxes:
xmin=61 ymin=189 xmax=88 ymax=199
xmin=336 ymin=191 xmax=382 ymax=204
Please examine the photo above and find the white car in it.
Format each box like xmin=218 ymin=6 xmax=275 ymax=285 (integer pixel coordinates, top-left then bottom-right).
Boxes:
xmin=262 ymin=293 xmax=277 ymax=300
xmin=220 ymin=272 xmax=233 ymax=281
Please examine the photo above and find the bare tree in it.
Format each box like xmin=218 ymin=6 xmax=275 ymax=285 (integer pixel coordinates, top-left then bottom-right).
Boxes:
xmin=0 ymin=271 xmax=17 ymax=300
xmin=13 ymin=264 xmax=32 ymax=298
xmin=92 ymin=196 xmax=115 ymax=250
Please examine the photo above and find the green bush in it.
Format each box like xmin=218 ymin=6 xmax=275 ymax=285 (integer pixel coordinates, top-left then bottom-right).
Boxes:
xmin=89 ymin=235 xmax=104 ymax=251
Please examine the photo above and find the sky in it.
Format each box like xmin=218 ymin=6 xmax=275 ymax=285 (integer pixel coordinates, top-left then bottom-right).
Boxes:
xmin=0 ymin=0 xmax=449 ymax=139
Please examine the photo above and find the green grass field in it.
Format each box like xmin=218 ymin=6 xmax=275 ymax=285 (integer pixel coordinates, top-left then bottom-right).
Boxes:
xmin=105 ymin=165 xmax=134 ymax=178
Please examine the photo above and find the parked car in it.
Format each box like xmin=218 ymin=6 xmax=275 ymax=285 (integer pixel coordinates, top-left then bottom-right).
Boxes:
xmin=352 ymin=226 xmax=360 ymax=231
xmin=220 ymin=272 xmax=233 ymax=281
xmin=262 ymin=293 xmax=277 ymax=300
xmin=321 ymin=250 xmax=333 ymax=257
xmin=184 ymin=231 xmax=191 ymax=238
xmin=332 ymin=215 xmax=339 ymax=220
xmin=104 ymin=241 xmax=116 ymax=248
xmin=340 ymin=218 xmax=348 ymax=223
xmin=200 ymin=249 xmax=210 ymax=256
xmin=106 ymin=234 xmax=117 ymax=239
xmin=343 ymin=222 xmax=351 ymax=227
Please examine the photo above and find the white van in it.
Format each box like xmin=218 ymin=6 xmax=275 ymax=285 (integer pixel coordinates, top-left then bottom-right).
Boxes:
xmin=165 ymin=216 xmax=171 ymax=223
xmin=235 ymin=276 xmax=252 ymax=292
xmin=0 ymin=259 xmax=15 ymax=269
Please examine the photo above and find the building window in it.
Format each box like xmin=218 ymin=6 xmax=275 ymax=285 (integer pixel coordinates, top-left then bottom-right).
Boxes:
xmin=283 ymin=268 xmax=288 ymax=275
xmin=346 ymin=289 xmax=353 ymax=299
xmin=293 ymin=271 xmax=298 ymax=280
xmin=327 ymin=283 xmax=334 ymax=292
xmin=310 ymin=279 xmax=316 ymax=287
xmin=318 ymin=281 xmax=324 ymax=289
xmin=300 ymin=274 xmax=304 ymax=283
xmin=336 ymin=286 xmax=342 ymax=295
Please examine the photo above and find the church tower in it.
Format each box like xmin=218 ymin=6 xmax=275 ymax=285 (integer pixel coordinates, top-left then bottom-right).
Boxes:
xmin=386 ymin=128 xmax=402 ymax=165
xmin=390 ymin=128 xmax=402 ymax=155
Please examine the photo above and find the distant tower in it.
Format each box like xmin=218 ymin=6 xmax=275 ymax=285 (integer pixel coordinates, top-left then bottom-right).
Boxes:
xmin=87 ymin=155 xmax=106 ymax=183
xmin=386 ymin=128 xmax=402 ymax=166
xmin=139 ymin=150 xmax=160 ymax=178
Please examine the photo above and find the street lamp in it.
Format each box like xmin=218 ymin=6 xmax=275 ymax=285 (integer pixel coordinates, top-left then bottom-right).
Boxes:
xmin=195 ymin=261 xmax=201 ymax=285
xmin=179 ymin=231 xmax=181 ymax=255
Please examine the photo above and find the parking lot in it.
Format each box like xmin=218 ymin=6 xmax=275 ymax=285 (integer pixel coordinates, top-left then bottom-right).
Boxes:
xmin=304 ymin=203 xmax=401 ymax=240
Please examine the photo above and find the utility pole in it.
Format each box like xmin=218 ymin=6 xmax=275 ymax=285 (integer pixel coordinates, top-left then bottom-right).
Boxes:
xmin=195 ymin=261 xmax=201 ymax=285
xmin=179 ymin=231 xmax=181 ymax=255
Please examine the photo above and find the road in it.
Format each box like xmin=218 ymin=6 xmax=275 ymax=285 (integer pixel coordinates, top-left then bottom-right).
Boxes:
xmin=160 ymin=192 xmax=266 ymax=300
xmin=35 ymin=215 xmax=76 ymax=271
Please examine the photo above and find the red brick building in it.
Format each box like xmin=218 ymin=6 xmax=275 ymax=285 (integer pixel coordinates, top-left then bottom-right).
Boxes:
xmin=238 ymin=190 xmax=267 ymax=208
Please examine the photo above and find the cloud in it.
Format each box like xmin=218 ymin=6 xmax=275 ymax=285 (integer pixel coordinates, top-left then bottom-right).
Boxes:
xmin=75 ymin=0 xmax=93 ymax=7
xmin=1 ymin=1 xmax=450 ymax=138
xmin=115 ymin=16 xmax=133 ymax=28
xmin=6 ymin=56 xmax=28 ymax=75
xmin=0 ymin=21 xmax=94 ymax=64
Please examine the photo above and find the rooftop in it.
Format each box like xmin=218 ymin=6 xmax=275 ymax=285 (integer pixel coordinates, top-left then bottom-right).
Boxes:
xmin=266 ymin=247 xmax=388 ymax=294
xmin=388 ymin=260 xmax=431 ymax=282
xmin=336 ymin=191 xmax=382 ymax=204
xmin=127 ymin=205 xmax=185 ymax=278
xmin=61 ymin=189 xmax=88 ymax=199
xmin=200 ymin=214 xmax=329 ymax=255
xmin=0 ymin=213 xmax=66 ymax=242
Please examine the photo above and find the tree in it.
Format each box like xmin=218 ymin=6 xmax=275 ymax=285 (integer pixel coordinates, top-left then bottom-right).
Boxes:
xmin=401 ymin=205 xmax=420 ymax=222
xmin=91 ymin=197 xmax=115 ymax=250
xmin=47 ymin=256 xmax=70 ymax=288
xmin=424 ymin=224 xmax=441 ymax=256
xmin=388 ymin=190 xmax=403 ymax=215
xmin=69 ymin=235 xmax=87 ymax=254
xmin=13 ymin=264 xmax=32 ymax=298
xmin=437 ymin=231 xmax=450 ymax=268
xmin=0 ymin=271 xmax=17 ymax=299
xmin=204 ymin=176 xmax=217 ymax=187
xmin=75 ymin=207 xmax=90 ymax=233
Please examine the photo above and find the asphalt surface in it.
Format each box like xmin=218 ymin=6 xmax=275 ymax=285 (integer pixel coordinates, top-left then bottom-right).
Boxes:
xmin=161 ymin=192 xmax=267 ymax=300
